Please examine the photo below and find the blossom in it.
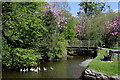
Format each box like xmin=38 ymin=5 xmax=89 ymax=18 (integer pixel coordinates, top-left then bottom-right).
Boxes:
xmin=74 ymin=24 xmax=81 ymax=36
xmin=77 ymin=30 xmax=80 ymax=32
xmin=114 ymin=32 xmax=118 ymax=35
xmin=41 ymin=2 xmax=72 ymax=29
xmin=65 ymin=22 xmax=67 ymax=24
xmin=107 ymin=15 xmax=120 ymax=36
xmin=58 ymin=12 xmax=63 ymax=15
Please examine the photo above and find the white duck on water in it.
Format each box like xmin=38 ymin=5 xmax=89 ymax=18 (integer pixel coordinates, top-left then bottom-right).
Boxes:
xmin=37 ymin=67 xmax=41 ymax=71
xmin=20 ymin=68 xmax=22 ymax=72
xmin=43 ymin=67 xmax=47 ymax=71
xmin=30 ymin=67 xmax=34 ymax=72
xmin=23 ymin=68 xmax=26 ymax=72
xmin=34 ymin=68 xmax=38 ymax=73
xmin=20 ymin=68 xmax=29 ymax=72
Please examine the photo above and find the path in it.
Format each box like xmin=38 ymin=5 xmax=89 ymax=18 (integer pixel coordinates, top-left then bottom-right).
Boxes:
xmin=98 ymin=47 xmax=120 ymax=53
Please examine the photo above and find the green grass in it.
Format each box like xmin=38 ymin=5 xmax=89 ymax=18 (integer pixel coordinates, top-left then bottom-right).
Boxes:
xmin=104 ymin=47 xmax=120 ymax=50
xmin=88 ymin=50 xmax=119 ymax=76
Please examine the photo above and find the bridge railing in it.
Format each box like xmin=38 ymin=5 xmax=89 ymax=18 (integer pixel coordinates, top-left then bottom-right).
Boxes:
xmin=67 ymin=40 xmax=98 ymax=47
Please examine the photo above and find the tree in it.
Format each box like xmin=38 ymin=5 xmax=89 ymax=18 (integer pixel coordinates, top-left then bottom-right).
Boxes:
xmin=75 ymin=11 xmax=117 ymax=44
xmin=40 ymin=3 xmax=71 ymax=60
xmin=48 ymin=2 xmax=76 ymax=40
xmin=64 ymin=16 xmax=77 ymax=40
xmin=41 ymin=2 xmax=76 ymax=40
xmin=104 ymin=15 xmax=120 ymax=47
xmin=51 ymin=2 xmax=71 ymax=11
xmin=2 ymin=2 xmax=46 ymax=69
xmin=78 ymin=1 xmax=110 ymax=16
xmin=74 ymin=12 xmax=89 ymax=39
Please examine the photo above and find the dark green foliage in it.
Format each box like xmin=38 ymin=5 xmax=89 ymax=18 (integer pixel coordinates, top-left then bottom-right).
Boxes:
xmin=64 ymin=16 xmax=77 ymax=40
xmin=40 ymin=10 xmax=67 ymax=59
xmin=2 ymin=2 xmax=46 ymax=69
xmin=2 ymin=2 xmax=45 ymax=49
xmin=12 ymin=48 xmax=42 ymax=68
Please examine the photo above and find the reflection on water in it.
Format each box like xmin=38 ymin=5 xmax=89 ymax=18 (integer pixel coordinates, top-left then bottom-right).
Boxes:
xmin=2 ymin=56 xmax=92 ymax=78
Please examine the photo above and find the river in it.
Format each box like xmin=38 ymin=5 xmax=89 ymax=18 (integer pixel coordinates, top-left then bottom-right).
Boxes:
xmin=2 ymin=56 xmax=93 ymax=79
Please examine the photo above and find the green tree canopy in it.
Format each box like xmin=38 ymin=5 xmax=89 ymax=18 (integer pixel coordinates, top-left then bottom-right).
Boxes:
xmin=78 ymin=2 xmax=110 ymax=16
xmin=2 ymin=2 xmax=46 ymax=69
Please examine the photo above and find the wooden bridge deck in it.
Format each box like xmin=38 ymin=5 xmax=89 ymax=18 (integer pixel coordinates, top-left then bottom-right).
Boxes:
xmin=67 ymin=47 xmax=98 ymax=50
xmin=67 ymin=40 xmax=98 ymax=49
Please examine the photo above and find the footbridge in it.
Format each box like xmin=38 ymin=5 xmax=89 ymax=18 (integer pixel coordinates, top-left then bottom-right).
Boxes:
xmin=67 ymin=40 xmax=99 ymax=56
xmin=67 ymin=40 xmax=98 ymax=49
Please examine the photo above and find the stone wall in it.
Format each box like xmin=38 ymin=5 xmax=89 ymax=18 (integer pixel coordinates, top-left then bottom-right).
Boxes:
xmin=81 ymin=69 xmax=119 ymax=80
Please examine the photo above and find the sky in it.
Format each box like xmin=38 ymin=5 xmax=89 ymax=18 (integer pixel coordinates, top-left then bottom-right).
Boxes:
xmin=46 ymin=1 xmax=119 ymax=17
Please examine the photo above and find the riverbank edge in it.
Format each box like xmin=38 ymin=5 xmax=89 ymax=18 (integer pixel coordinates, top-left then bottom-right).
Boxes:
xmin=81 ymin=69 xmax=119 ymax=80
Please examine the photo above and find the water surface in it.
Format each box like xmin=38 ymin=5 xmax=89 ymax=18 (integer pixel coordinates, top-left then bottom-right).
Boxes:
xmin=2 ymin=56 xmax=93 ymax=78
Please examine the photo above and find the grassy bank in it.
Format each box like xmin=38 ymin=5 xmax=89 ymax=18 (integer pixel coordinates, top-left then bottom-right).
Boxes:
xmin=104 ymin=47 xmax=120 ymax=50
xmin=88 ymin=50 xmax=119 ymax=76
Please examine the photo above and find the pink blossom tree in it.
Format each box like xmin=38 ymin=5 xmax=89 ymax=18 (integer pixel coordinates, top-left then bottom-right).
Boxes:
xmin=41 ymin=2 xmax=71 ymax=28
xmin=74 ymin=24 xmax=81 ymax=37
xmin=105 ymin=15 xmax=120 ymax=47
xmin=107 ymin=15 xmax=120 ymax=36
